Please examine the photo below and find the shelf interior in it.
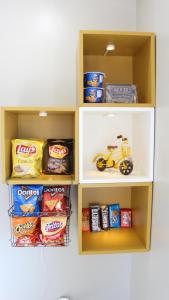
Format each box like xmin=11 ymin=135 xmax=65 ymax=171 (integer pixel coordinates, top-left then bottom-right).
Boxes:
xmin=3 ymin=109 xmax=76 ymax=183
xmin=7 ymin=174 xmax=76 ymax=185
xmin=82 ymin=229 xmax=146 ymax=253
xmin=83 ymin=33 xmax=151 ymax=56
xmin=80 ymin=184 xmax=152 ymax=254
xmin=80 ymin=108 xmax=154 ymax=183
xmin=82 ymin=170 xmax=151 ymax=183
xmin=81 ymin=32 xmax=155 ymax=105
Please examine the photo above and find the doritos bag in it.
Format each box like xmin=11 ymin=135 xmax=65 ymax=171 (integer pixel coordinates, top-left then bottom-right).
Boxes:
xmin=42 ymin=186 xmax=67 ymax=214
xmin=13 ymin=185 xmax=43 ymax=216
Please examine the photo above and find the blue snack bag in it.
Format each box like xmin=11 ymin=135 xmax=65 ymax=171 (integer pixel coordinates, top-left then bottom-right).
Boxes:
xmin=108 ymin=204 xmax=120 ymax=228
xmin=13 ymin=185 xmax=43 ymax=216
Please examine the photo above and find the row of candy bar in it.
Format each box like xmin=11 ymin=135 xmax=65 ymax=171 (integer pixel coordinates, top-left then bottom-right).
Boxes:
xmin=12 ymin=185 xmax=69 ymax=216
xmin=82 ymin=204 xmax=132 ymax=232
xmin=12 ymin=138 xmax=73 ymax=178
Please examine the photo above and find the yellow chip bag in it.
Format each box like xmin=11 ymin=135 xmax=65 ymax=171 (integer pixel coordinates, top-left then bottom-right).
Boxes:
xmin=12 ymin=139 xmax=44 ymax=177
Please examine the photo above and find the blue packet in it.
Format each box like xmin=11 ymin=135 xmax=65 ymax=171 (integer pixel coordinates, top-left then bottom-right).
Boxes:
xmin=108 ymin=204 xmax=120 ymax=228
xmin=13 ymin=185 xmax=43 ymax=216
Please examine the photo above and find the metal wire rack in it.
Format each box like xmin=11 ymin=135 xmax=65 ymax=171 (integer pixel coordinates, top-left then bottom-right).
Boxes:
xmin=8 ymin=185 xmax=72 ymax=247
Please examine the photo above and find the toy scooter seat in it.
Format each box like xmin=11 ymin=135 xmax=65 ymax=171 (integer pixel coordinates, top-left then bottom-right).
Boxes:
xmin=107 ymin=145 xmax=118 ymax=150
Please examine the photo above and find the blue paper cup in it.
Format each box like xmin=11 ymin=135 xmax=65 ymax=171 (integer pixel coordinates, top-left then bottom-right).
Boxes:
xmin=84 ymin=87 xmax=104 ymax=103
xmin=84 ymin=72 xmax=105 ymax=87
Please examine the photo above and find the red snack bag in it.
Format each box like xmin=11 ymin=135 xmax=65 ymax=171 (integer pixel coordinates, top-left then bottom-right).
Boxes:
xmin=42 ymin=186 xmax=67 ymax=214
xmin=120 ymin=209 xmax=132 ymax=228
xmin=82 ymin=208 xmax=90 ymax=232
xmin=40 ymin=216 xmax=67 ymax=246
xmin=16 ymin=233 xmax=40 ymax=247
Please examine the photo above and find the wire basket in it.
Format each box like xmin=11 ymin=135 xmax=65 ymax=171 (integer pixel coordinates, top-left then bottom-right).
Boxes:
xmin=8 ymin=185 xmax=72 ymax=247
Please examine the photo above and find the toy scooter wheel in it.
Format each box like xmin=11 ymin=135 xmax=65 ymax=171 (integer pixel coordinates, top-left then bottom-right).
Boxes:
xmin=119 ymin=160 xmax=133 ymax=175
xmin=96 ymin=158 xmax=107 ymax=171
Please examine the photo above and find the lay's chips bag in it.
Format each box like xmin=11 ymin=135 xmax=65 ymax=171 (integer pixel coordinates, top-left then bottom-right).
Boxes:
xmin=12 ymin=139 xmax=44 ymax=177
xmin=43 ymin=139 xmax=73 ymax=175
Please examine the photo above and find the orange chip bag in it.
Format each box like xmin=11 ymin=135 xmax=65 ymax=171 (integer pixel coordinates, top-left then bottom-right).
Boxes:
xmin=41 ymin=216 xmax=67 ymax=246
xmin=12 ymin=217 xmax=38 ymax=238
xmin=12 ymin=217 xmax=39 ymax=247
xmin=12 ymin=139 xmax=44 ymax=177
xmin=15 ymin=235 xmax=40 ymax=247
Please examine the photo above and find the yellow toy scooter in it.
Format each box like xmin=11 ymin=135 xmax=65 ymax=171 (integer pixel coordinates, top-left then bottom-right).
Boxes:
xmin=93 ymin=135 xmax=133 ymax=175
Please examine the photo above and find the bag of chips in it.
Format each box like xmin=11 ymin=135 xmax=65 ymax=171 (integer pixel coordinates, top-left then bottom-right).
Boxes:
xmin=40 ymin=216 xmax=67 ymax=246
xmin=42 ymin=186 xmax=67 ymax=214
xmin=12 ymin=139 xmax=44 ymax=177
xmin=43 ymin=139 xmax=73 ymax=175
xmin=13 ymin=185 xmax=43 ymax=216
xmin=12 ymin=217 xmax=39 ymax=246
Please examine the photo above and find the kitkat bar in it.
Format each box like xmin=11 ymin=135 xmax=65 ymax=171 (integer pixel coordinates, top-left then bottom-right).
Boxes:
xmin=82 ymin=208 xmax=90 ymax=232
xmin=120 ymin=208 xmax=132 ymax=228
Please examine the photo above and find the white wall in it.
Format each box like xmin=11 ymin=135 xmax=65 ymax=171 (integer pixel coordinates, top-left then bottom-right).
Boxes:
xmin=0 ymin=1 xmax=136 ymax=300
xmin=131 ymin=1 xmax=169 ymax=300
xmin=0 ymin=0 xmax=136 ymax=106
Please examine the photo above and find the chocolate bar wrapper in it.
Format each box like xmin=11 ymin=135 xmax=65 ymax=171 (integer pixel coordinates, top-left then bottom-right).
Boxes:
xmin=82 ymin=208 xmax=90 ymax=232
xmin=100 ymin=205 xmax=109 ymax=230
xmin=90 ymin=205 xmax=101 ymax=232
xmin=120 ymin=209 xmax=132 ymax=228
xmin=108 ymin=204 xmax=120 ymax=228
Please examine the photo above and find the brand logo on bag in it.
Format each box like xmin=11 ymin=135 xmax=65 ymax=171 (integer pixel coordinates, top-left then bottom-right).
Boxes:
xmin=17 ymin=186 xmax=39 ymax=200
xmin=15 ymin=222 xmax=34 ymax=234
xmin=49 ymin=145 xmax=68 ymax=159
xmin=45 ymin=221 xmax=63 ymax=232
xmin=16 ymin=144 xmax=36 ymax=155
xmin=44 ymin=187 xmax=65 ymax=193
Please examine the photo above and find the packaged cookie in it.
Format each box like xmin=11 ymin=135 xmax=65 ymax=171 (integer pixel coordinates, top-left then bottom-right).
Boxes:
xmin=43 ymin=139 xmax=73 ymax=175
xmin=108 ymin=204 xmax=120 ymax=228
xmin=12 ymin=139 xmax=44 ymax=177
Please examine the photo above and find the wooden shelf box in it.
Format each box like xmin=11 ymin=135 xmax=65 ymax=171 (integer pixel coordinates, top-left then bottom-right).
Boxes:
xmin=78 ymin=183 xmax=152 ymax=254
xmin=1 ymin=107 xmax=78 ymax=185
xmin=79 ymin=107 xmax=154 ymax=183
xmin=79 ymin=30 xmax=155 ymax=107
